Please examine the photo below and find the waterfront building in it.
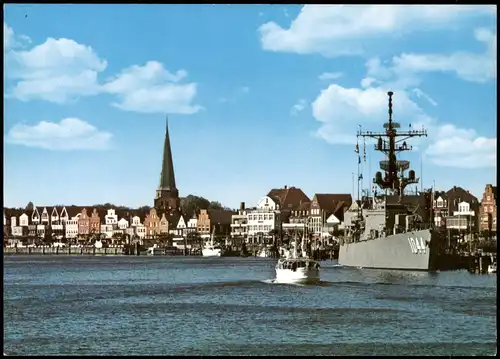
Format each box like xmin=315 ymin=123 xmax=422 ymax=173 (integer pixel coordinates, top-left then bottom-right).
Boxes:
xmin=118 ymin=217 xmax=129 ymax=230
xmin=479 ymin=184 xmax=497 ymax=233
xmin=444 ymin=186 xmax=480 ymax=236
xmin=197 ymin=209 xmax=211 ymax=237
xmin=130 ymin=215 xmax=146 ymax=239
xmin=246 ymin=196 xmax=280 ymax=239
xmin=246 ymin=186 xmax=309 ymax=242
xmin=197 ymin=209 xmax=234 ymax=238
xmin=432 ymin=191 xmax=448 ymax=228
xmin=89 ymin=208 xmax=102 ymax=235
xmin=78 ymin=208 xmax=91 ymax=235
xmin=154 ymin=118 xmax=181 ymax=215
xmin=308 ymin=193 xmax=352 ymax=237
xmin=187 ymin=213 xmax=198 ymax=234
xmin=159 ymin=213 xmax=169 ymax=234
xmin=230 ymin=202 xmax=248 ymax=238
xmin=144 ymin=208 xmax=161 ymax=238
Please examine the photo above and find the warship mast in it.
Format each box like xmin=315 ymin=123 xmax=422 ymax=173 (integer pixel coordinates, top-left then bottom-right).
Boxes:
xmin=357 ymin=91 xmax=427 ymax=199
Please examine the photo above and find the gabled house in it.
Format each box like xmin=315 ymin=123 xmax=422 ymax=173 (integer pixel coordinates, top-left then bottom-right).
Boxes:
xmin=89 ymin=208 xmax=102 ymax=234
xmin=78 ymin=208 xmax=91 ymax=235
xmin=159 ymin=213 xmax=169 ymax=234
xmin=246 ymin=196 xmax=279 ymax=238
xmin=187 ymin=212 xmax=198 ymax=233
xmin=118 ymin=217 xmax=129 ymax=230
xmin=65 ymin=206 xmax=82 ymax=239
xmin=144 ymin=208 xmax=161 ymax=238
xmin=308 ymin=193 xmax=352 ymax=236
xmin=433 ymin=191 xmax=448 ymax=227
xmin=479 ymin=184 xmax=497 ymax=233
xmin=176 ymin=214 xmax=188 ymax=235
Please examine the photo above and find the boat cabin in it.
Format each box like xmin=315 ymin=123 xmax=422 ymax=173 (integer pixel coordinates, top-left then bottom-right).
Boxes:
xmin=276 ymin=258 xmax=320 ymax=271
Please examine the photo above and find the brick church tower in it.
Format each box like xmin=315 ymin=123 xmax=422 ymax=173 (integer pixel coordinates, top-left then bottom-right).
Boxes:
xmin=154 ymin=117 xmax=181 ymax=213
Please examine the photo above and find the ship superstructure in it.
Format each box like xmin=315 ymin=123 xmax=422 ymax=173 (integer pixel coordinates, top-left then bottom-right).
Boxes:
xmin=339 ymin=92 xmax=441 ymax=271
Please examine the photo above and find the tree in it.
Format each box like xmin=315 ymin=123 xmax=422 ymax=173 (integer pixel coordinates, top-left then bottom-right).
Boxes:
xmin=137 ymin=206 xmax=151 ymax=213
xmin=209 ymin=201 xmax=223 ymax=210
xmin=25 ymin=201 xmax=34 ymax=211
xmin=180 ymin=195 xmax=210 ymax=215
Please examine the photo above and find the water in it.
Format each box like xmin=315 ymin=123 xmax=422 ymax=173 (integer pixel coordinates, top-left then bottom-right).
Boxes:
xmin=3 ymin=255 xmax=497 ymax=356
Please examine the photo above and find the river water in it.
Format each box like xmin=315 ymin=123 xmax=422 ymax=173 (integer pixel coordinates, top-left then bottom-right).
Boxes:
xmin=3 ymin=255 xmax=497 ymax=356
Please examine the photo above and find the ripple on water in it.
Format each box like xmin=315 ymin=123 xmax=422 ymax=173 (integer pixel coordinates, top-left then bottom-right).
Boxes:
xmin=3 ymin=255 xmax=497 ymax=356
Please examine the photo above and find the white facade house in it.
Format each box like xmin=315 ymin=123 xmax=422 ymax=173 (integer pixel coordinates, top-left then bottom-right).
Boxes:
xmin=59 ymin=207 xmax=69 ymax=223
xmin=65 ymin=214 xmax=80 ymax=239
xmin=447 ymin=201 xmax=476 ymax=231
xmin=130 ymin=215 xmax=146 ymax=239
xmin=19 ymin=213 xmax=29 ymax=227
xmin=118 ymin=218 xmax=129 ymax=230
xmin=50 ymin=207 xmax=64 ymax=234
xmin=32 ymin=208 xmax=40 ymax=224
xmin=105 ymin=209 xmax=118 ymax=225
xmin=40 ymin=207 xmax=50 ymax=225
xmin=433 ymin=195 xmax=449 ymax=227
xmin=230 ymin=209 xmax=248 ymax=238
xmin=246 ymin=196 xmax=279 ymax=237
xmin=136 ymin=225 xmax=146 ymax=239
xmin=131 ymin=216 xmax=141 ymax=226
xmin=175 ymin=215 xmax=188 ymax=236
xmin=187 ymin=217 xmax=197 ymax=233
xmin=11 ymin=216 xmax=23 ymax=237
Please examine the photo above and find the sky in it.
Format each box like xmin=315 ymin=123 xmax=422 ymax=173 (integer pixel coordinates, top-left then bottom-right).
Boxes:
xmin=3 ymin=4 xmax=497 ymax=210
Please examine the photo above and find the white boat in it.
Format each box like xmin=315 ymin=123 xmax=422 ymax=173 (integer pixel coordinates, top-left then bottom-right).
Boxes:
xmin=147 ymin=243 xmax=165 ymax=256
xmin=202 ymin=227 xmax=222 ymax=257
xmin=488 ymin=261 xmax=497 ymax=274
xmin=275 ymin=232 xmax=320 ymax=284
xmin=258 ymin=246 xmax=272 ymax=258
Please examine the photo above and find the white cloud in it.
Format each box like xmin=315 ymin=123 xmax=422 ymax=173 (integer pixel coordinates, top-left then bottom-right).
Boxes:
xmin=318 ymin=72 xmax=343 ymax=80
xmin=259 ymin=5 xmax=495 ymax=57
xmin=6 ymin=118 xmax=113 ymax=150
xmin=102 ymin=61 xmax=202 ymax=114
xmin=364 ymin=28 xmax=496 ymax=86
xmin=425 ymin=124 xmax=496 ymax=168
xmin=3 ymin=22 xmax=30 ymax=52
xmin=291 ymin=99 xmax=307 ymax=116
xmin=4 ymin=23 xmax=202 ymax=114
xmin=311 ymin=84 xmax=432 ymax=145
xmin=5 ymin=37 xmax=107 ymax=103
xmin=360 ymin=77 xmax=377 ymax=88
xmin=239 ymin=86 xmax=250 ymax=94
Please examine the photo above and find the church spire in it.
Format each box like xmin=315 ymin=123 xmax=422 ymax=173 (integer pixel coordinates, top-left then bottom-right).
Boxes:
xmin=159 ymin=116 xmax=177 ymax=191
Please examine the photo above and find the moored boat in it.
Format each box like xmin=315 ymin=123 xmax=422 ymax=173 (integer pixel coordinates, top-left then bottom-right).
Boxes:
xmin=202 ymin=226 xmax=222 ymax=257
xmin=488 ymin=261 xmax=497 ymax=274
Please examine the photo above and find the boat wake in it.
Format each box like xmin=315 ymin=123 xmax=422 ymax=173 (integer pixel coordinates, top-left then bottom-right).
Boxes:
xmin=260 ymin=279 xmax=329 ymax=287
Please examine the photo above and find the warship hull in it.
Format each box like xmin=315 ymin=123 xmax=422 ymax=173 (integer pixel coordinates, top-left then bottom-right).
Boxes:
xmin=338 ymin=229 xmax=436 ymax=271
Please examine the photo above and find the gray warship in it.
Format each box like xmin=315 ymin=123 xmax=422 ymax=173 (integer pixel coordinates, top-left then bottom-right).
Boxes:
xmin=338 ymin=91 xmax=442 ymax=271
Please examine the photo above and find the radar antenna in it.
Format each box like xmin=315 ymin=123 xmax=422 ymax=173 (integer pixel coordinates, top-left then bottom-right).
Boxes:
xmin=356 ymin=91 xmax=427 ymax=198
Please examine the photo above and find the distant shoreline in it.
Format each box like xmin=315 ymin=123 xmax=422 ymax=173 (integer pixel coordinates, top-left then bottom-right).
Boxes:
xmin=4 ymin=246 xmax=124 ymax=256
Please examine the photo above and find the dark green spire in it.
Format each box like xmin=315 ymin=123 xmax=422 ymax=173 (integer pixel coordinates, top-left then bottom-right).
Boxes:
xmin=159 ymin=117 xmax=176 ymax=190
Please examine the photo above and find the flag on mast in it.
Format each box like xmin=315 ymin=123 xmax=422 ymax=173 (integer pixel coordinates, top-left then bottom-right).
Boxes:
xmin=363 ymin=138 xmax=367 ymax=162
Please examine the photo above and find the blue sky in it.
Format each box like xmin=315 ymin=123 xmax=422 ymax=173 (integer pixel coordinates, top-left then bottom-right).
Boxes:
xmin=4 ymin=5 xmax=497 ymax=209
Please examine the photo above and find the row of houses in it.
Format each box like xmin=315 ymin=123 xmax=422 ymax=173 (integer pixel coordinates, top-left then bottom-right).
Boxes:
xmin=231 ymin=183 xmax=497 ymax=240
xmin=432 ymin=184 xmax=497 ymax=234
xmin=4 ymin=184 xmax=496 ymax=245
xmin=3 ymin=206 xmax=234 ymax=244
